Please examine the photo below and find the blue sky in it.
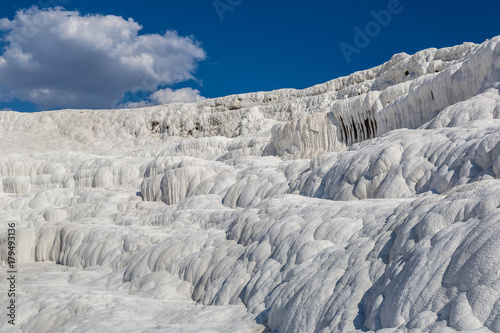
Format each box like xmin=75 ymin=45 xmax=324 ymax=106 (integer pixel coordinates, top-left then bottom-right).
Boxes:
xmin=0 ymin=0 xmax=499 ymax=112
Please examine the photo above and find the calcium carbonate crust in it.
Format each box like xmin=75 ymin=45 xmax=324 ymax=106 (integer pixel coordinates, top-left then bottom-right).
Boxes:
xmin=1 ymin=37 xmax=500 ymax=333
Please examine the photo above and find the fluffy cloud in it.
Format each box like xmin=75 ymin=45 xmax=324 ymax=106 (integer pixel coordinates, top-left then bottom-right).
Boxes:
xmin=121 ymin=87 xmax=205 ymax=108
xmin=151 ymin=87 xmax=206 ymax=104
xmin=0 ymin=86 xmax=14 ymax=103
xmin=0 ymin=7 xmax=206 ymax=110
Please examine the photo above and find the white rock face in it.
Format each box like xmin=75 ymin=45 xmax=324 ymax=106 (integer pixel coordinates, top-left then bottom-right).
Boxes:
xmin=1 ymin=37 xmax=500 ymax=332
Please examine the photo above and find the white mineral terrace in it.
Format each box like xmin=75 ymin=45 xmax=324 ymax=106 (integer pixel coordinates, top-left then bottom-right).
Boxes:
xmin=1 ymin=36 xmax=500 ymax=332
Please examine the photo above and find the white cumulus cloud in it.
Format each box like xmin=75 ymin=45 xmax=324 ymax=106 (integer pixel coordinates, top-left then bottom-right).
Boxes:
xmin=0 ymin=7 xmax=206 ymax=110
xmin=120 ymin=87 xmax=205 ymax=108
xmin=151 ymin=87 xmax=206 ymax=104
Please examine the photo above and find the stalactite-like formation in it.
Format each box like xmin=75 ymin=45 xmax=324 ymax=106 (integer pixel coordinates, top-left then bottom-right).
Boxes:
xmin=336 ymin=111 xmax=378 ymax=145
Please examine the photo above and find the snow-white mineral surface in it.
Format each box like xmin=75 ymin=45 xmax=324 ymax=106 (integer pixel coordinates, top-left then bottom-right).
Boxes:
xmin=1 ymin=36 xmax=500 ymax=332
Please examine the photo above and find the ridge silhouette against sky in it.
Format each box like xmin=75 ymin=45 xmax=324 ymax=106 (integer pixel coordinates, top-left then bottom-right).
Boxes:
xmin=0 ymin=0 xmax=499 ymax=112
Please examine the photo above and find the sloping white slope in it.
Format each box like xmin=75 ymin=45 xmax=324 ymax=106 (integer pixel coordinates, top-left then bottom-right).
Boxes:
xmin=1 ymin=37 xmax=500 ymax=332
